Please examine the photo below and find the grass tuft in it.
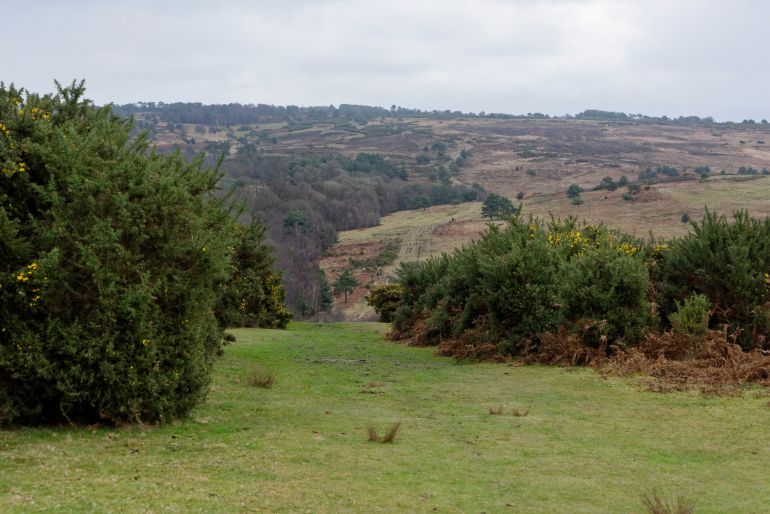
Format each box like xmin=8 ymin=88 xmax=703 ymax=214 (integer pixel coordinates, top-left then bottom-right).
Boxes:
xmin=367 ymin=422 xmax=401 ymax=443
xmin=246 ymin=366 xmax=275 ymax=388
xmin=512 ymin=407 xmax=530 ymax=417
xmin=641 ymin=490 xmax=695 ymax=514
xmin=381 ymin=422 xmax=401 ymax=443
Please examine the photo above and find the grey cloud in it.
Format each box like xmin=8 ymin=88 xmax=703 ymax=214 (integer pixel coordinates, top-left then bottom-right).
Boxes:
xmin=3 ymin=0 xmax=769 ymax=120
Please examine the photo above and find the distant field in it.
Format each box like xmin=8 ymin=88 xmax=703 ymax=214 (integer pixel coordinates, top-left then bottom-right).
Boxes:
xmin=3 ymin=323 xmax=769 ymax=512
xmin=141 ymin=112 xmax=770 ymax=318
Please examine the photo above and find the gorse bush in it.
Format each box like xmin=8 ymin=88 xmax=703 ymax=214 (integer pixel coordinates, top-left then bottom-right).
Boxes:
xmin=390 ymin=214 xmax=654 ymax=355
xmin=0 ymin=82 xmax=288 ymax=425
xmin=390 ymin=208 xmax=770 ymax=358
xmin=656 ymin=210 xmax=770 ymax=349
xmin=560 ymin=242 xmax=651 ymax=346
xmin=669 ymin=293 xmax=710 ymax=337
xmin=217 ymin=221 xmax=291 ymax=329
xmin=365 ymin=283 xmax=404 ymax=322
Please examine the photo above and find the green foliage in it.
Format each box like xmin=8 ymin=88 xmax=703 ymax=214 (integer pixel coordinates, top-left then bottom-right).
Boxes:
xmin=639 ymin=166 xmax=679 ymax=182
xmin=737 ymin=166 xmax=760 ymax=176
xmin=317 ymin=270 xmax=334 ymax=313
xmin=333 ymin=269 xmax=358 ymax=303
xmin=365 ymin=283 xmax=405 ymax=322
xmin=594 ymin=176 xmax=619 ymax=191
xmin=566 ymin=184 xmax=583 ymax=198
xmin=350 ymin=242 xmax=399 ymax=270
xmin=391 ymin=215 xmax=654 ymax=354
xmin=694 ymin=165 xmax=711 ymax=177
xmin=341 ymin=153 xmax=406 ymax=180
xmin=481 ymin=193 xmax=517 ymax=220
xmin=560 ymin=243 xmax=652 ymax=345
xmin=283 ymin=210 xmax=309 ymax=233
xmin=657 ymin=210 xmax=770 ymax=349
xmin=0 ymin=82 xmax=287 ymax=425
xmin=217 ymin=221 xmax=292 ymax=329
xmin=404 ymin=193 xmax=431 ymax=210
xmin=431 ymin=142 xmax=447 ymax=153
xmin=669 ymin=293 xmax=710 ymax=337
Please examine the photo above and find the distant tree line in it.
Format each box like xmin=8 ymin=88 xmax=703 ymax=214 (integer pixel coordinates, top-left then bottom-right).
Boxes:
xmin=222 ymin=149 xmax=485 ymax=317
xmin=111 ymin=103 xmax=768 ymax=127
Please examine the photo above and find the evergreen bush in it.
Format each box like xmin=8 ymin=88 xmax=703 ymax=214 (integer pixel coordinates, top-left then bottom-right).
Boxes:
xmin=365 ymin=283 xmax=404 ymax=322
xmin=669 ymin=293 xmax=710 ymax=337
xmin=0 ymin=82 xmax=286 ymax=425
xmin=657 ymin=210 xmax=770 ymax=349
xmin=389 ymin=215 xmax=657 ymax=356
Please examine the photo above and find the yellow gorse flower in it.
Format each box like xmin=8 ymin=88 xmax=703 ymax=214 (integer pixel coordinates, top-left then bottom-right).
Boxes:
xmin=28 ymin=106 xmax=51 ymax=121
xmin=617 ymin=242 xmax=639 ymax=256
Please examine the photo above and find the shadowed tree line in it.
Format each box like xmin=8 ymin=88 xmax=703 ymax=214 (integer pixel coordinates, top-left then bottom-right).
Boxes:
xmin=221 ymin=148 xmax=484 ymax=316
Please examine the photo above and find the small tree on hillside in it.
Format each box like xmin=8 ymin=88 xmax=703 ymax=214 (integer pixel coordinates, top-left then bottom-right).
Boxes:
xmin=566 ymin=184 xmax=583 ymax=198
xmin=333 ymin=269 xmax=358 ymax=303
xmin=283 ymin=210 xmax=309 ymax=235
xmin=482 ymin=193 xmax=517 ymax=220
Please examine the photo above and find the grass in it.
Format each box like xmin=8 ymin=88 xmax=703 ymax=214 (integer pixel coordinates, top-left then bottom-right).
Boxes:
xmin=3 ymin=322 xmax=770 ymax=512
xmin=641 ymin=490 xmax=695 ymax=514
xmin=245 ymin=366 xmax=276 ymax=388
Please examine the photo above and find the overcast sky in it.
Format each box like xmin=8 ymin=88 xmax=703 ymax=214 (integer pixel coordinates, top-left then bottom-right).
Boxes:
xmin=4 ymin=0 xmax=769 ymax=121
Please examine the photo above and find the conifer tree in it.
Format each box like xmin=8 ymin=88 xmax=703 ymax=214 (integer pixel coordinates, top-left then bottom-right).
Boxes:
xmin=333 ymin=269 xmax=358 ymax=303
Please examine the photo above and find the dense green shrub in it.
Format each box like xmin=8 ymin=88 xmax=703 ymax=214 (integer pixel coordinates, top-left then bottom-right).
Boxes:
xmin=217 ymin=221 xmax=291 ymax=329
xmin=388 ymin=209 xmax=770 ymax=358
xmin=657 ymin=210 xmax=770 ymax=349
xmin=390 ymin=215 xmax=655 ymax=355
xmin=365 ymin=283 xmax=404 ymax=322
xmin=0 ymin=82 xmax=286 ymax=425
xmin=474 ymin=223 xmax=563 ymax=351
xmin=669 ymin=293 xmax=710 ymax=337
xmin=560 ymin=244 xmax=651 ymax=345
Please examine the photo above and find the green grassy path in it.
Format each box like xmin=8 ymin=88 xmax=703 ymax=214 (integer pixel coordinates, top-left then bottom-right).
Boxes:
xmin=2 ymin=322 xmax=769 ymax=512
